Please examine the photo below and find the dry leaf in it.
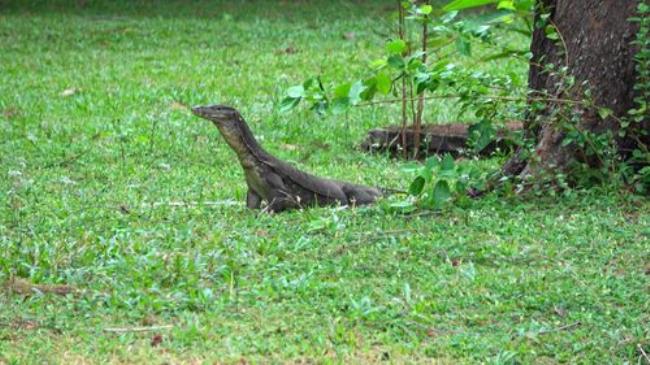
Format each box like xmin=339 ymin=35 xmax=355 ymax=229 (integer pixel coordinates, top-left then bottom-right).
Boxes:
xmin=255 ymin=229 xmax=269 ymax=237
xmin=6 ymin=319 xmax=40 ymax=330
xmin=275 ymin=46 xmax=298 ymax=55
xmin=194 ymin=135 xmax=209 ymax=144
xmin=281 ymin=144 xmax=298 ymax=151
xmin=5 ymin=277 xmax=75 ymax=296
xmin=170 ymin=101 xmax=188 ymax=111
xmin=119 ymin=204 xmax=131 ymax=215
xmin=60 ymin=88 xmax=79 ymax=97
xmin=2 ymin=107 xmax=20 ymax=119
xmin=151 ymin=334 xmax=163 ymax=347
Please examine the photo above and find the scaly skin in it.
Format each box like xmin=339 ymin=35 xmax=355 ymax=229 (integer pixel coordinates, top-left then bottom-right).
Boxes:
xmin=192 ymin=104 xmax=383 ymax=212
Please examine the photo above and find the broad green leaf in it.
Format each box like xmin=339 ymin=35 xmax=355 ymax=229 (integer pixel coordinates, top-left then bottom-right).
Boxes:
xmin=310 ymin=100 xmax=328 ymax=116
xmin=431 ymin=60 xmax=451 ymax=72
xmin=456 ymin=37 xmax=471 ymax=56
xmin=441 ymin=154 xmax=455 ymax=171
xmin=428 ymin=36 xmax=452 ymax=49
xmin=302 ymin=78 xmax=315 ymax=90
xmin=360 ymin=78 xmax=377 ymax=101
xmin=370 ymin=58 xmax=387 ymax=69
xmin=598 ymin=107 xmax=614 ymax=120
xmin=414 ymin=71 xmax=431 ymax=94
xmin=441 ymin=10 xmax=459 ymax=23
xmin=427 ymin=80 xmax=440 ymax=92
xmin=497 ymin=0 xmax=515 ymax=10
xmin=419 ymin=5 xmax=433 ymax=15
xmin=433 ymin=180 xmax=452 ymax=205
xmin=544 ymin=25 xmax=559 ymax=40
xmin=375 ymin=72 xmax=392 ymax=95
xmin=407 ymin=58 xmax=424 ymax=72
xmin=279 ymin=97 xmax=300 ymax=113
xmin=331 ymin=97 xmax=350 ymax=115
xmin=287 ymin=85 xmax=305 ymax=98
xmin=348 ymin=80 xmax=366 ymax=105
xmin=425 ymin=156 xmax=440 ymax=170
xmin=409 ymin=176 xmax=426 ymax=196
xmin=415 ymin=159 xmax=434 ymax=183
xmin=514 ymin=0 xmax=534 ymax=11
xmin=386 ymin=39 xmax=407 ymax=54
xmin=456 ymin=179 xmax=468 ymax=195
xmin=416 ymin=80 xmax=428 ymax=94
xmin=387 ymin=55 xmax=406 ymax=69
xmin=468 ymin=120 xmax=496 ymax=152
xmin=443 ymin=0 xmax=498 ymax=12
xmin=333 ymin=83 xmax=351 ymax=98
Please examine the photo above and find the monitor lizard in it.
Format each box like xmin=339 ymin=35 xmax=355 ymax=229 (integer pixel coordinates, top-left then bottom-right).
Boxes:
xmin=192 ymin=104 xmax=384 ymax=212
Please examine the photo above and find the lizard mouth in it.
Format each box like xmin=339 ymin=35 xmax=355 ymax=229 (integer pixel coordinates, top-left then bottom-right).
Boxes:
xmin=191 ymin=105 xmax=213 ymax=118
xmin=192 ymin=105 xmax=236 ymax=123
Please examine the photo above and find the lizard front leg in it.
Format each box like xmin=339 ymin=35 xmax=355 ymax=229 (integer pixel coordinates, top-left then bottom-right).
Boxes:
xmin=266 ymin=191 xmax=303 ymax=213
xmin=246 ymin=188 xmax=262 ymax=209
xmin=265 ymin=172 xmax=301 ymax=212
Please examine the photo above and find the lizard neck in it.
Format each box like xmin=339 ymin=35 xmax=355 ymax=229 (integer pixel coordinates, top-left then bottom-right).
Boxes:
xmin=218 ymin=115 xmax=270 ymax=168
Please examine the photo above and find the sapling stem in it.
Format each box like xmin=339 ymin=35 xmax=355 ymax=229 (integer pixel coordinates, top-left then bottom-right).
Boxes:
xmin=414 ymin=9 xmax=428 ymax=159
xmin=398 ymin=0 xmax=408 ymax=158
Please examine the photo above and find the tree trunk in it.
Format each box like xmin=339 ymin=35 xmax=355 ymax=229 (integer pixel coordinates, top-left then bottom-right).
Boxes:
xmin=503 ymin=0 xmax=646 ymax=179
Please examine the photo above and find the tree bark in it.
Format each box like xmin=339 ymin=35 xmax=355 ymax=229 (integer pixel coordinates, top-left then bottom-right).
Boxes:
xmin=503 ymin=0 xmax=646 ymax=179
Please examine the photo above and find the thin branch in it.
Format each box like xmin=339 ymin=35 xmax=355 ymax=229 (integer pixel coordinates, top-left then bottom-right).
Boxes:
xmin=398 ymin=1 xmax=408 ymax=158
xmin=103 ymin=325 xmax=173 ymax=333
xmin=556 ymin=109 xmax=606 ymax=168
xmin=409 ymin=76 xmax=417 ymax=127
xmin=356 ymin=94 xmax=585 ymax=107
xmin=144 ymin=200 xmax=241 ymax=208
xmin=354 ymin=228 xmax=417 ymax=238
xmin=538 ymin=321 xmax=581 ymax=335
xmin=44 ymin=148 xmax=91 ymax=169
xmin=549 ymin=19 xmax=570 ymax=67
xmin=639 ymin=344 xmax=650 ymax=364
xmin=414 ymin=12 xmax=428 ymax=159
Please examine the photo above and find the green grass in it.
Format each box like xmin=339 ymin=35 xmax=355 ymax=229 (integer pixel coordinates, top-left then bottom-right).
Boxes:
xmin=0 ymin=1 xmax=648 ymax=363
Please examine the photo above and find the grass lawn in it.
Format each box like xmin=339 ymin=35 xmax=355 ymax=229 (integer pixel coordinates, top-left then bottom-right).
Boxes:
xmin=1 ymin=1 xmax=648 ymax=363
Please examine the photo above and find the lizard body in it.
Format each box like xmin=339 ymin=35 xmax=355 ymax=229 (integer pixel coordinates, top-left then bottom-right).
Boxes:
xmin=192 ymin=104 xmax=382 ymax=212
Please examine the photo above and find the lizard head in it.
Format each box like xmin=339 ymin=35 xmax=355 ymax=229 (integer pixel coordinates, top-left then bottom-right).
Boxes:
xmin=192 ymin=104 xmax=253 ymax=154
xmin=192 ymin=104 xmax=242 ymax=132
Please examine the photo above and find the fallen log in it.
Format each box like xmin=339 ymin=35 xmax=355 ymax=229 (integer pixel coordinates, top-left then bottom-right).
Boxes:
xmin=360 ymin=122 xmax=523 ymax=159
